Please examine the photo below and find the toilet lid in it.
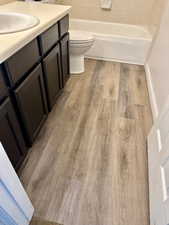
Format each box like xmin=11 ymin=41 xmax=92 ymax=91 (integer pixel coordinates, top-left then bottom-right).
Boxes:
xmin=69 ymin=30 xmax=94 ymax=43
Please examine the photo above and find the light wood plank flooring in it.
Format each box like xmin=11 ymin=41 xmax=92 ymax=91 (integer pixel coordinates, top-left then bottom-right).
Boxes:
xmin=30 ymin=217 xmax=62 ymax=225
xmin=19 ymin=59 xmax=153 ymax=225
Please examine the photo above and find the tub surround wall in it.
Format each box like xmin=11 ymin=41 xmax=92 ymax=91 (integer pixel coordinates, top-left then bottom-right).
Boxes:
xmin=62 ymin=0 xmax=153 ymax=26
xmin=62 ymin=0 xmax=165 ymax=33
xmin=145 ymin=0 xmax=169 ymax=119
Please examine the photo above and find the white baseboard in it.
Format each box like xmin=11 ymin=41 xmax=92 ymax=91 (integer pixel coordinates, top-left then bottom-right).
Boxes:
xmin=85 ymin=55 xmax=144 ymax=65
xmin=144 ymin=63 xmax=158 ymax=121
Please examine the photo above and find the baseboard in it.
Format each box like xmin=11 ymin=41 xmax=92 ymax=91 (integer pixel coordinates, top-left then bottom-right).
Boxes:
xmin=144 ymin=63 xmax=158 ymax=120
xmin=85 ymin=55 xmax=144 ymax=65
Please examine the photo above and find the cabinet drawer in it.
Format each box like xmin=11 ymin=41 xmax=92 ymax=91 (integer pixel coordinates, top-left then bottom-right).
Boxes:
xmin=14 ymin=64 xmax=48 ymax=145
xmin=0 ymin=68 xmax=8 ymax=101
xmin=5 ymin=39 xmax=40 ymax=86
xmin=39 ymin=23 xmax=59 ymax=55
xmin=59 ymin=15 xmax=69 ymax=38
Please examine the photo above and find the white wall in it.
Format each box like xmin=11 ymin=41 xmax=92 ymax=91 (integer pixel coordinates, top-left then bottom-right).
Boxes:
xmin=146 ymin=0 xmax=169 ymax=118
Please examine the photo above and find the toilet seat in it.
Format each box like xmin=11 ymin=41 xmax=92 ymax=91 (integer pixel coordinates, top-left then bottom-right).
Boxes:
xmin=69 ymin=30 xmax=94 ymax=44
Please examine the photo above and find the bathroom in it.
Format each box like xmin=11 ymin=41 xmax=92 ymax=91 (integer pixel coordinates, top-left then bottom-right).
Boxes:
xmin=0 ymin=0 xmax=169 ymax=224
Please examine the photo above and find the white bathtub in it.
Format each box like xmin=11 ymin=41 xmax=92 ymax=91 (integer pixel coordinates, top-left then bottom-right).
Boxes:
xmin=70 ymin=19 xmax=152 ymax=65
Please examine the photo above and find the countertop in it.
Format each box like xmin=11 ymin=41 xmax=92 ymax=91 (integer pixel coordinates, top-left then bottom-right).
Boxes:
xmin=0 ymin=1 xmax=71 ymax=63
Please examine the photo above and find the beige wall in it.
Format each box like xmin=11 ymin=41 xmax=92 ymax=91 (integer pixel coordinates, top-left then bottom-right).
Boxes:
xmin=148 ymin=0 xmax=167 ymax=34
xmin=62 ymin=0 xmax=165 ymax=31
xmin=0 ymin=0 xmax=15 ymax=5
xmin=146 ymin=0 xmax=169 ymax=117
xmin=62 ymin=0 xmax=152 ymax=25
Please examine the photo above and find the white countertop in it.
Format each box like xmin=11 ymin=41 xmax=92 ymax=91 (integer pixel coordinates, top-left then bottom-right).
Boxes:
xmin=0 ymin=1 xmax=71 ymax=63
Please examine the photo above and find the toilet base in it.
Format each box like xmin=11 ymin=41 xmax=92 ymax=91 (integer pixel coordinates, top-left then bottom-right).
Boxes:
xmin=70 ymin=55 xmax=85 ymax=74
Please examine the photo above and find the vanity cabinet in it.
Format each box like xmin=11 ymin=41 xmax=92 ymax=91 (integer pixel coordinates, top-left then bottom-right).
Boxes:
xmin=0 ymin=98 xmax=27 ymax=170
xmin=43 ymin=44 xmax=62 ymax=110
xmin=14 ymin=64 xmax=48 ymax=145
xmin=60 ymin=33 xmax=70 ymax=86
xmin=0 ymin=14 xmax=70 ymax=169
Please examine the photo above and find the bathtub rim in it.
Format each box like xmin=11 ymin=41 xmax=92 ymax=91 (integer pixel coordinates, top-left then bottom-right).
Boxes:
xmin=69 ymin=18 xmax=152 ymax=66
xmin=70 ymin=18 xmax=152 ymax=40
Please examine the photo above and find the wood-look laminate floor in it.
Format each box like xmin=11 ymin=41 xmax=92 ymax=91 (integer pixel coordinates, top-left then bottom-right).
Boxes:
xmin=30 ymin=217 xmax=62 ymax=225
xmin=19 ymin=59 xmax=153 ymax=225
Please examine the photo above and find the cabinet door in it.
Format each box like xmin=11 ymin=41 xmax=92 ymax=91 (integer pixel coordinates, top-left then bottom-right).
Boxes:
xmin=15 ymin=64 xmax=48 ymax=145
xmin=60 ymin=33 xmax=70 ymax=87
xmin=0 ymin=98 xmax=27 ymax=170
xmin=43 ymin=44 xmax=62 ymax=110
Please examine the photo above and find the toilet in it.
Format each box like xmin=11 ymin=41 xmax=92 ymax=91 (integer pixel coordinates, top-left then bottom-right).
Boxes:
xmin=69 ymin=30 xmax=94 ymax=74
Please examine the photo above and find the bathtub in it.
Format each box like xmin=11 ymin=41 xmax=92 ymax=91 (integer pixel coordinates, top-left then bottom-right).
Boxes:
xmin=70 ymin=19 xmax=152 ymax=65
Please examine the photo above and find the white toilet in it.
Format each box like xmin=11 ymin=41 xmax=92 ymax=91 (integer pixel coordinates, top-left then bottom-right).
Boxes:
xmin=69 ymin=30 xmax=94 ymax=74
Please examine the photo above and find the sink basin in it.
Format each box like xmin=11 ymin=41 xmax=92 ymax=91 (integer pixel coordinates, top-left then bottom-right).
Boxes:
xmin=0 ymin=12 xmax=40 ymax=34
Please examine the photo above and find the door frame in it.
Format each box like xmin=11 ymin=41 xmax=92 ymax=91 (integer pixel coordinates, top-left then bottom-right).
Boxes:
xmin=0 ymin=142 xmax=34 ymax=225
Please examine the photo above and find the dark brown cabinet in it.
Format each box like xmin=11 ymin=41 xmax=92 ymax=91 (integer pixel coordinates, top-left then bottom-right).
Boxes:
xmin=60 ymin=33 xmax=70 ymax=87
xmin=0 ymin=14 xmax=70 ymax=168
xmin=4 ymin=39 xmax=40 ymax=86
xmin=43 ymin=44 xmax=62 ymax=110
xmin=0 ymin=98 xmax=27 ymax=170
xmin=14 ymin=64 xmax=48 ymax=145
xmin=58 ymin=15 xmax=69 ymax=38
xmin=39 ymin=23 xmax=59 ymax=55
xmin=0 ymin=68 xmax=8 ymax=101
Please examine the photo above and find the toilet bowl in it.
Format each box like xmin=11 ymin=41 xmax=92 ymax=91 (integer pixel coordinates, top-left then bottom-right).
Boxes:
xmin=69 ymin=30 xmax=94 ymax=74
